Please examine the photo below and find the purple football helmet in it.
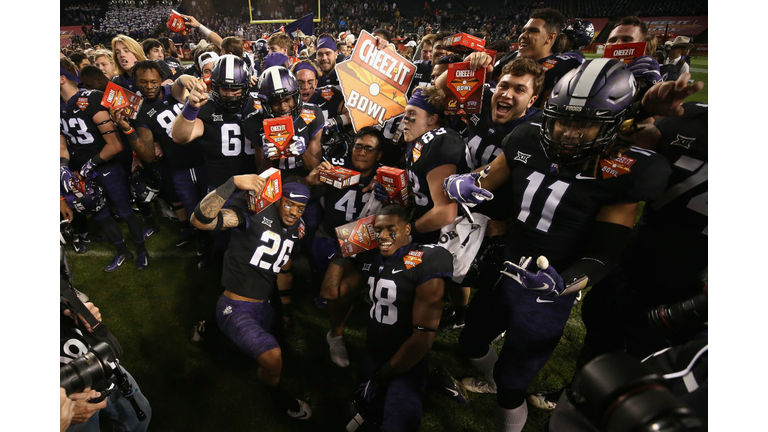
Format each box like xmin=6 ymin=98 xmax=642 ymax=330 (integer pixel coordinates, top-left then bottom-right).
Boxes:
xmin=210 ymin=54 xmax=252 ymax=113
xmin=541 ymin=58 xmax=637 ymax=165
xmin=563 ymin=18 xmax=595 ymax=50
xmin=64 ymin=178 xmax=107 ymax=214
xmin=257 ymin=66 xmax=303 ymax=118
xmin=253 ymin=39 xmax=268 ymax=58
xmin=130 ymin=166 xmax=162 ymax=203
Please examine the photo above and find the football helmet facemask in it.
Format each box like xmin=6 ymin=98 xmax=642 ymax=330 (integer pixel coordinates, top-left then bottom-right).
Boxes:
xmin=541 ymin=58 xmax=637 ymax=165
xmin=563 ymin=18 xmax=595 ymax=50
xmin=64 ymin=176 xmax=107 ymax=214
xmin=210 ymin=54 xmax=251 ymax=113
xmin=257 ymin=66 xmax=303 ymax=119
xmin=130 ymin=166 xmax=162 ymax=203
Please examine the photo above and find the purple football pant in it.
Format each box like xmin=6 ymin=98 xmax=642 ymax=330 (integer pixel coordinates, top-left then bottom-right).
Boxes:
xmin=216 ymin=295 xmax=279 ymax=360
xmin=171 ymin=166 xmax=208 ymax=215
xmin=359 ymin=354 xmax=427 ymax=432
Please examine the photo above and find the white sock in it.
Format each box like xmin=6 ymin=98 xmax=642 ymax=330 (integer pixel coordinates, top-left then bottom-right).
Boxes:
xmin=470 ymin=344 xmax=498 ymax=386
xmin=326 ymin=331 xmax=349 ymax=367
xmin=496 ymin=401 xmax=527 ymax=432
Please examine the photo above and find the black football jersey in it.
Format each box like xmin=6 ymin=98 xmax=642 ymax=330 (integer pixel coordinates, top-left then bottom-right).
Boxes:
xmin=320 ymin=158 xmax=379 ymax=236
xmin=196 ymin=98 xmax=259 ymax=188
xmin=317 ymin=68 xmax=340 ymax=87
xmin=221 ymin=193 xmax=304 ymax=300
xmin=407 ymin=60 xmax=433 ymax=96
xmin=501 ymin=121 xmax=672 ymax=269
xmin=622 ymin=102 xmax=708 ymax=294
xmin=111 ymin=73 xmax=138 ymax=93
xmin=164 ymin=57 xmax=184 ymax=80
xmin=357 ymin=243 xmax=453 ymax=361
xmin=539 ymin=53 xmax=582 ymax=96
xmin=405 ymin=127 xmax=469 ymax=221
xmin=134 ymin=85 xmax=205 ymax=170
xmin=310 ymin=85 xmax=345 ymax=122
xmin=243 ymin=103 xmax=324 ymax=178
xmin=464 ymin=90 xmax=542 ymax=220
xmin=60 ymin=89 xmax=110 ymax=168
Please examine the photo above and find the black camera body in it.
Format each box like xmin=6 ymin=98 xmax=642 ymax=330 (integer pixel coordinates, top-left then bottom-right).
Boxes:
xmin=60 ymin=341 xmax=116 ymax=396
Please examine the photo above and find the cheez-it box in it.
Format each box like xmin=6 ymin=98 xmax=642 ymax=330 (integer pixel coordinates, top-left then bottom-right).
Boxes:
xmin=603 ymin=42 xmax=647 ymax=65
xmin=443 ymin=33 xmax=486 ymax=54
xmin=262 ymin=116 xmax=294 ymax=158
xmin=376 ymin=166 xmax=410 ymax=207
xmin=336 ymin=215 xmax=378 ymax=257
xmin=247 ymin=168 xmax=282 ymax=213
xmin=101 ymin=82 xmax=144 ymax=120
xmin=445 ymin=62 xmax=486 ymax=115
xmin=319 ymin=166 xmax=361 ymax=189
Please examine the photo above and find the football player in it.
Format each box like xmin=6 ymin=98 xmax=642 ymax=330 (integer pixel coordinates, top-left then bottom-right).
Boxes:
xmin=190 ymin=176 xmax=312 ymax=420
xmin=245 ymin=65 xmax=324 ymax=178
xmin=315 ymin=34 xmax=340 ymax=87
xmin=60 ymin=57 xmax=150 ymax=271
xmin=580 ymin=101 xmax=708 ymax=362
xmin=559 ymin=18 xmax=595 ymax=62
xmin=433 ymin=55 xmax=545 ymax=332
xmin=343 ymin=205 xmax=452 ymax=431
xmin=605 ymin=17 xmax=664 ymax=93
xmin=442 ymin=58 xmax=696 ymax=431
xmin=171 ymin=54 xmax=260 ymax=190
xmin=120 ymin=60 xmax=206 ymax=249
xmin=304 ymin=127 xmax=384 ymax=367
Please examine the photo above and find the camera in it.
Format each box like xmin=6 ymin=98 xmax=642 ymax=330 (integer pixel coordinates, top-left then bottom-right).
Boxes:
xmin=567 ymin=351 xmax=705 ymax=432
xmin=647 ymin=292 xmax=707 ymax=334
xmin=60 ymin=341 xmax=116 ymax=396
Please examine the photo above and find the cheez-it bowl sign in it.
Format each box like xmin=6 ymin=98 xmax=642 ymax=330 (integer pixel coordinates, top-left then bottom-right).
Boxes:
xmin=336 ymin=30 xmax=416 ymax=132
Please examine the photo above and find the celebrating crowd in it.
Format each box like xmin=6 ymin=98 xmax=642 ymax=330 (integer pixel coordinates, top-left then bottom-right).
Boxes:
xmin=60 ymin=2 xmax=708 ymax=431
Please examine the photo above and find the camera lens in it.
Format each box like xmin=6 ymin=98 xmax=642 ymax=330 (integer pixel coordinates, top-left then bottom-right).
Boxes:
xmin=60 ymin=342 xmax=113 ymax=395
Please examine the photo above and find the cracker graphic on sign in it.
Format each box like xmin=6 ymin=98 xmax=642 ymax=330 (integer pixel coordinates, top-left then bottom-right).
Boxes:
xmin=336 ymin=30 xmax=416 ymax=132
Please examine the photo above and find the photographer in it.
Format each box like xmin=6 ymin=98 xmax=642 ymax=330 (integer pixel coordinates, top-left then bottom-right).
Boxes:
xmin=60 ymin=294 xmax=152 ymax=431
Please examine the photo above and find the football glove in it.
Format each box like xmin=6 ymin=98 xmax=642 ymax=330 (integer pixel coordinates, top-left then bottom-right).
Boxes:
xmin=60 ymin=165 xmax=76 ymax=194
xmin=501 ymin=256 xmax=564 ymax=297
xmin=355 ymin=379 xmax=379 ymax=404
xmin=262 ymin=138 xmax=279 ymax=159
xmin=443 ymin=165 xmax=494 ymax=207
xmin=323 ymin=116 xmax=340 ymax=135
xmin=372 ymin=182 xmax=390 ymax=203
xmin=287 ymin=136 xmax=307 ymax=156
xmin=80 ymin=158 xmax=99 ymax=180
xmin=628 ymin=55 xmax=662 ymax=85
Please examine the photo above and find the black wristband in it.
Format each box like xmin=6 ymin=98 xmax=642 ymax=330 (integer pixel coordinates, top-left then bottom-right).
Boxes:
xmin=92 ymin=154 xmax=107 ymax=165
xmin=60 ymin=157 xmax=69 ymax=167
xmin=212 ymin=212 xmax=225 ymax=231
xmin=193 ymin=206 xmax=216 ymax=224
xmin=215 ymin=177 xmax=237 ymax=200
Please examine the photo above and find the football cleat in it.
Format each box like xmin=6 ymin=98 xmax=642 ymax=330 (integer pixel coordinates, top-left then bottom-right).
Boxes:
xmin=136 ymin=251 xmax=149 ymax=270
xmin=72 ymin=239 xmax=87 ymax=254
xmin=327 ymin=331 xmax=350 ymax=368
xmin=428 ymin=367 xmax=469 ymax=405
xmin=438 ymin=311 xmax=465 ymax=333
xmin=461 ymin=377 xmax=497 ymax=394
xmin=286 ymin=399 xmax=312 ymax=420
xmin=175 ymin=228 xmax=194 ymax=248
xmin=144 ymin=225 xmax=158 ymax=239
xmin=104 ymin=252 xmax=133 ymax=272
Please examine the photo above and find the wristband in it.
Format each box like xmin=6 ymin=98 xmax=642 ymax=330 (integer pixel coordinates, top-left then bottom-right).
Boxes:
xmin=92 ymin=154 xmax=107 ymax=165
xmin=60 ymin=157 xmax=69 ymax=167
xmin=199 ymin=25 xmax=212 ymax=37
xmin=123 ymin=127 xmax=134 ymax=135
xmin=60 ymin=196 xmax=66 ymax=201
xmin=181 ymin=101 xmax=200 ymax=121
xmin=215 ymin=177 xmax=237 ymax=199
xmin=175 ymin=78 xmax=183 ymax=87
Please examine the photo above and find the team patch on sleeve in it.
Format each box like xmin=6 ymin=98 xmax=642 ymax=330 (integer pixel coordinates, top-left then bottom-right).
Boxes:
xmin=300 ymin=108 xmax=316 ymax=124
xmin=541 ymin=58 xmax=557 ymax=71
xmin=600 ymin=155 xmax=636 ymax=178
xmin=253 ymin=99 xmax=263 ymax=110
xmin=77 ymin=97 xmax=89 ymax=110
xmin=403 ymin=250 xmax=424 ymax=269
xmin=412 ymin=142 xmax=422 ymax=162
xmin=298 ymin=221 xmax=306 ymax=239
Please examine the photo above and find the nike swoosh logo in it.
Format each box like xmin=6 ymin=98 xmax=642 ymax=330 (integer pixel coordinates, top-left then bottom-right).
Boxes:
xmin=454 ymin=179 xmax=463 ymax=193
xmin=292 ymin=234 xmax=299 ymax=238
xmin=328 ymin=253 xmax=335 ymax=260
xmin=116 ymin=256 xmax=126 ymax=266
xmin=103 ymin=172 xmax=111 ymax=176
xmin=536 ymin=296 xmax=554 ymax=303
xmin=445 ymin=388 xmax=459 ymax=397
xmin=73 ymin=109 xmax=81 ymax=113
xmin=575 ymin=173 xmax=595 ymax=180
xmin=298 ymin=126 xmax=307 ymax=132
xmin=392 ymin=269 xmax=403 ymax=274
xmin=289 ymin=192 xmax=308 ymax=199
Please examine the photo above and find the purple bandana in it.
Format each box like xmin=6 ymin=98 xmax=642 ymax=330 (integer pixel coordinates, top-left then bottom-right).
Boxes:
xmin=407 ymin=88 xmax=437 ymax=115
xmin=282 ymin=182 xmax=310 ymax=204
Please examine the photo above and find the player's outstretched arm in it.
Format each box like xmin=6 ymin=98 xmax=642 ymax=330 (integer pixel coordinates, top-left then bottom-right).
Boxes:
xmin=641 ymin=72 xmax=704 ymax=117
xmin=182 ymin=14 xmax=223 ymax=48
xmin=171 ymin=80 xmax=208 ymax=144
xmin=191 ymin=175 xmax=266 ymax=230
xmin=376 ymin=277 xmax=445 ymax=381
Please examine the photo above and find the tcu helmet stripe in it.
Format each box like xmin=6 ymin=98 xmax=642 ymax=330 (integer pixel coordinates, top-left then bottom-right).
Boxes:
xmin=569 ymin=58 xmax=612 ymax=106
xmin=271 ymin=67 xmax=285 ymax=92
xmin=225 ymin=55 xmax=235 ymax=81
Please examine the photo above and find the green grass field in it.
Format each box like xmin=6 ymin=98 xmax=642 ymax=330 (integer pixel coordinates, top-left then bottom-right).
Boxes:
xmin=67 ymin=56 xmax=707 ymax=431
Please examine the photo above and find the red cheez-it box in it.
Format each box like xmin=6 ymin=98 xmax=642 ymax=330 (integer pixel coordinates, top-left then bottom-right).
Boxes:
xmin=445 ymin=62 xmax=486 ymax=115
xmin=376 ymin=166 xmax=410 ymax=207
xmin=262 ymin=117 xmax=294 ymax=158
xmin=247 ymin=168 xmax=282 ymax=213
xmin=443 ymin=33 xmax=486 ymax=54
xmin=319 ymin=166 xmax=361 ymax=189
xmin=336 ymin=215 xmax=378 ymax=257
xmin=101 ymin=82 xmax=144 ymax=120
xmin=603 ymin=42 xmax=647 ymax=65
